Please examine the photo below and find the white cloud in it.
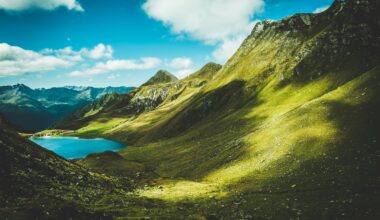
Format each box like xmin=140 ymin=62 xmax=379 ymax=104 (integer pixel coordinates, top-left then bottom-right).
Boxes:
xmin=313 ymin=6 xmax=329 ymax=14
xmin=0 ymin=0 xmax=84 ymax=12
xmin=143 ymin=0 xmax=264 ymax=63
xmin=0 ymin=43 xmax=72 ymax=77
xmin=85 ymin=44 xmax=113 ymax=60
xmin=42 ymin=43 xmax=114 ymax=61
xmin=168 ymin=57 xmax=192 ymax=69
xmin=107 ymin=73 xmax=120 ymax=79
xmin=174 ymin=68 xmax=195 ymax=79
xmin=48 ymin=46 xmax=84 ymax=62
xmin=212 ymin=36 xmax=247 ymax=64
xmin=69 ymin=57 xmax=162 ymax=77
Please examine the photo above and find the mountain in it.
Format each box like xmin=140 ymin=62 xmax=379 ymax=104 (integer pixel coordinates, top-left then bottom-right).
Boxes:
xmin=64 ymin=86 xmax=134 ymax=99
xmin=55 ymin=0 xmax=380 ymax=218
xmin=0 ymin=84 xmax=134 ymax=132
xmin=142 ymin=70 xmax=178 ymax=86
xmin=56 ymin=62 xmax=222 ymax=134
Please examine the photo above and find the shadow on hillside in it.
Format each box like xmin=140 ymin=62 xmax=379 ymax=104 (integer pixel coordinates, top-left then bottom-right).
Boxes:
xmin=123 ymin=80 xmax=258 ymax=143
xmin=121 ymin=80 xmax=275 ymax=178
xmin=201 ymin=75 xmax=380 ymax=218
xmin=113 ymin=67 xmax=380 ymax=218
xmin=116 ymin=91 xmax=380 ymax=219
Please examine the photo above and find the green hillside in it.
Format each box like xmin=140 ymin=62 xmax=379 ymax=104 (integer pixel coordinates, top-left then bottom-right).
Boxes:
xmin=56 ymin=62 xmax=223 ymax=139
xmin=12 ymin=0 xmax=380 ymax=218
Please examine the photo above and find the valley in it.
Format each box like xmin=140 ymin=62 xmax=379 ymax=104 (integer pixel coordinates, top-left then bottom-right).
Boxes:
xmin=1 ymin=0 xmax=380 ymax=219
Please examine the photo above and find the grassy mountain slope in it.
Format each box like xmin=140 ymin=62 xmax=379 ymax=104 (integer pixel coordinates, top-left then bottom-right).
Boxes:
xmin=56 ymin=63 xmax=222 ymax=139
xmin=53 ymin=0 xmax=380 ymax=218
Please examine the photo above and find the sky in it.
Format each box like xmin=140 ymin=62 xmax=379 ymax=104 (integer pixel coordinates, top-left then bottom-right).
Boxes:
xmin=0 ymin=0 xmax=333 ymax=88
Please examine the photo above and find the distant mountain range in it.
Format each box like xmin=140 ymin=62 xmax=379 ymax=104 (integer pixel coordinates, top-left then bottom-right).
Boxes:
xmin=0 ymin=84 xmax=134 ymax=132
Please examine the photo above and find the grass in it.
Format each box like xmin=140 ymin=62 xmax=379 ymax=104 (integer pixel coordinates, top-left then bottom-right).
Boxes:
xmin=53 ymin=53 xmax=380 ymax=219
xmin=93 ymin=65 xmax=379 ymax=219
xmin=41 ymin=4 xmax=380 ymax=217
xmin=74 ymin=117 xmax=126 ymax=138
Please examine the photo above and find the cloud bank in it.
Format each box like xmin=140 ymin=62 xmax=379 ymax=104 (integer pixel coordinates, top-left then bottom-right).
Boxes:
xmin=174 ymin=69 xmax=195 ymax=79
xmin=0 ymin=43 xmax=116 ymax=77
xmin=0 ymin=43 xmax=72 ymax=77
xmin=42 ymin=43 xmax=114 ymax=61
xmin=168 ymin=57 xmax=192 ymax=69
xmin=143 ymin=0 xmax=264 ymax=63
xmin=69 ymin=58 xmax=162 ymax=77
xmin=0 ymin=42 xmax=196 ymax=80
xmin=0 ymin=0 xmax=83 ymax=12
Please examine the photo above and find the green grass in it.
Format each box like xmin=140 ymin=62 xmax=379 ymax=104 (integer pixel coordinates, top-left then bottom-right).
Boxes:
xmin=43 ymin=4 xmax=380 ymax=218
xmin=73 ymin=117 xmax=126 ymax=138
xmin=57 ymin=51 xmax=380 ymax=219
xmin=58 ymin=63 xmax=377 ymax=218
xmin=92 ymin=65 xmax=379 ymax=219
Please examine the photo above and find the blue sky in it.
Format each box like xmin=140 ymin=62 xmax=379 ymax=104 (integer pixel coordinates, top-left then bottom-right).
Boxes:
xmin=0 ymin=0 xmax=333 ymax=88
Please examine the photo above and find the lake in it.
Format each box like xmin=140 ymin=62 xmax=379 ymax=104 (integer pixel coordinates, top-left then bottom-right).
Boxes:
xmin=30 ymin=137 xmax=125 ymax=159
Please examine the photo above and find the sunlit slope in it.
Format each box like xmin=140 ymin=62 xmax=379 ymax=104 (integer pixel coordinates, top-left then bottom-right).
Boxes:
xmin=116 ymin=65 xmax=379 ymax=218
xmin=55 ymin=70 xmax=179 ymax=130
xmin=55 ymin=0 xmax=380 ymax=218
xmin=59 ymin=63 xmax=222 ymax=140
xmin=103 ymin=0 xmax=380 ymax=145
xmin=113 ymin=0 xmax=380 ymax=217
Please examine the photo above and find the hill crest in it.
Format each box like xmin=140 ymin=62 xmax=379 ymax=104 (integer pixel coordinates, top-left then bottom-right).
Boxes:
xmin=142 ymin=70 xmax=178 ymax=86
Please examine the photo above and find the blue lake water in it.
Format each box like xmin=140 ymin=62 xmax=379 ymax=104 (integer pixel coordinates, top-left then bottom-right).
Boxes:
xmin=30 ymin=137 xmax=125 ymax=159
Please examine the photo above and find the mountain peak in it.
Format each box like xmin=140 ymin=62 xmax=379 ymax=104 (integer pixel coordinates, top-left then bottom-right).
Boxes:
xmin=142 ymin=70 xmax=178 ymax=86
xmin=202 ymin=62 xmax=222 ymax=69
xmin=11 ymin=84 xmax=33 ymax=94
xmin=187 ymin=62 xmax=222 ymax=80
xmin=13 ymin=83 xmax=30 ymax=89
